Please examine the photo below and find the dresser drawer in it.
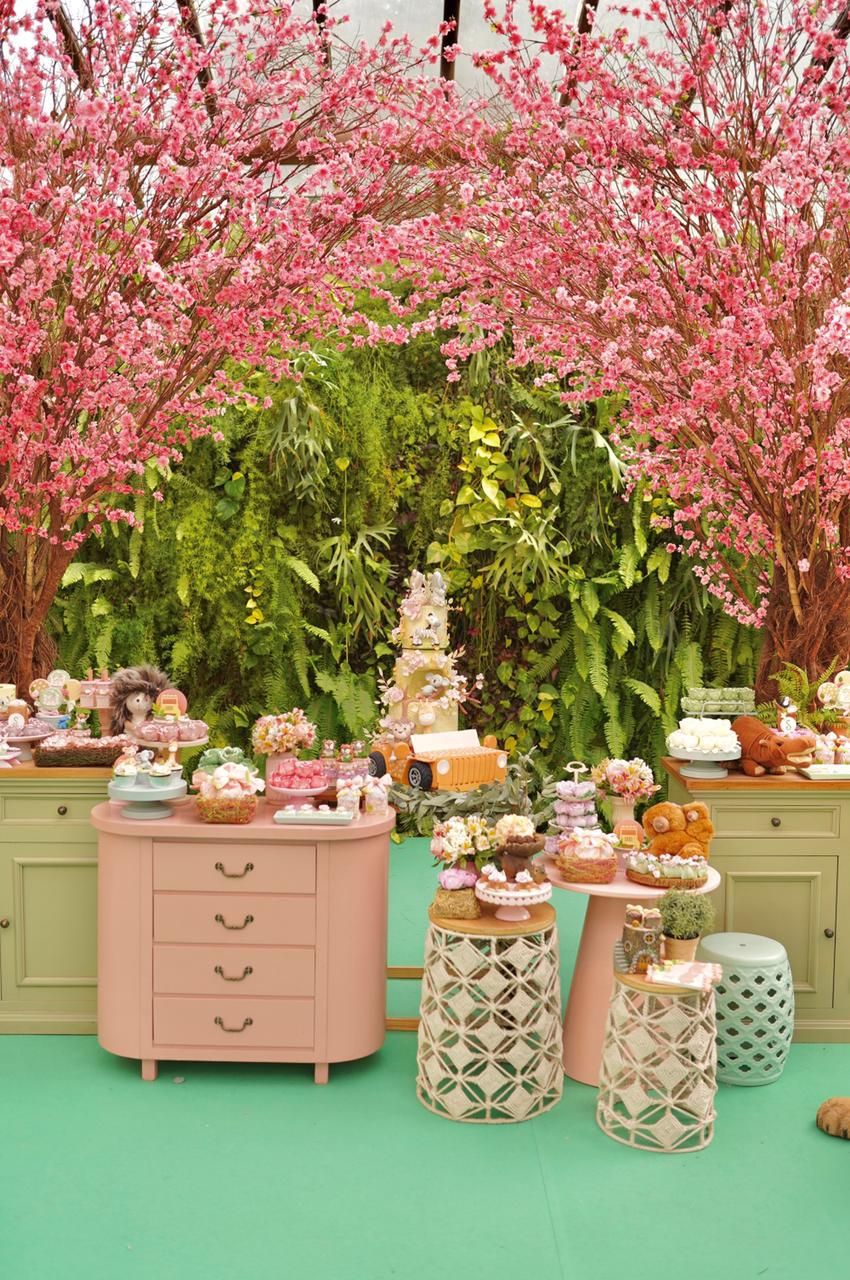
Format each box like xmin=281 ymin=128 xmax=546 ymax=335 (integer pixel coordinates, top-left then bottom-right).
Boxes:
xmin=1 ymin=794 xmax=99 ymax=826
xmin=153 ymin=944 xmax=315 ymax=997
xmin=153 ymin=894 xmax=316 ymax=946
xmin=711 ymin=801 xmax=840 ymax=839
xmin=154 ymin=996 xmax=314 ymax=1048
xmin=153 ymin=842 xmax=315 ymax=894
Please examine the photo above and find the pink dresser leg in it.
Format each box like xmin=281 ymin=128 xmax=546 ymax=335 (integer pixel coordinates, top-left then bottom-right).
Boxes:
xmin=314 ymin=1062 xmax=329 ymax=1085
xmin=562 ymin=895 xmax=629 ymax=1086
xmin=141 ymin=1058 xmax=158 ymax=1082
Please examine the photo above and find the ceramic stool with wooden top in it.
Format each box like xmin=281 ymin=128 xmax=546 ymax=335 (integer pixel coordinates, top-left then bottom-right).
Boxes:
xmin=596 ymin=966 xmax=718 ymax=1153
xmin=697 ymin=932 xmax=794 ymax=1086
xmin=416 ymin=903 xmax=563 ymax=1123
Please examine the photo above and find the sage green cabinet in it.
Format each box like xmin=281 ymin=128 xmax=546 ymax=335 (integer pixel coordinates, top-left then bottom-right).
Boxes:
xmin=666 ymin=762 xmax=850 ymax=1042
xmin=0 ymin=773 xmax=108 ymax=1033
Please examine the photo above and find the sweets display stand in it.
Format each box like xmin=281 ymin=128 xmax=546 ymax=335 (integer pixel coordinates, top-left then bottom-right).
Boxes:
xmin=108 ymin=775 xmax=187 ymax=819
xmin=596 ymin=961 xmax=718 ymax=1153
xmin=4 ymin=731 xmax=51 ymax=762
xmin=474 ymin=878 xmax=552 ymax=922
xmin=416 ymin=904 xmax=562 ymax=1123
xmin=543 ymin=856 xmax=720 ymax=1086
xmin=266 ymin=783 xmax=329 ymax=808
xmin=667 ymin=746 xmax=741 ymax=780
xmin=128 ymin=732 xmax=208 ymax=754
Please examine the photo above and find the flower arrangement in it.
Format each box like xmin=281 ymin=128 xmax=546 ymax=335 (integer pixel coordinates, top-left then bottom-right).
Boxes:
xmin=251 ymin=709 xmax=316 ymax=756
xmin=591 ymin=758 xmax=659 ymax=803
xmin=430 ymin=815 xmax=496 ymax=872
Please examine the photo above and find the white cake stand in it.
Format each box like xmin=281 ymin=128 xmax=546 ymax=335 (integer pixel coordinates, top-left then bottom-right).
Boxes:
xmin=668 ymin=746 xmax=741 ymax=779
xmin=4 ymin=731 xmax=52 ymax=762
xmin=108 ymin=775 xmax=187 ymax=819
xmin=128 ymin=732 xmax=208 ymax=754
xmin=474 ymin=878 xmax=552 ymax=922
xmin=266 ymin=782 xmax=330 ymax=808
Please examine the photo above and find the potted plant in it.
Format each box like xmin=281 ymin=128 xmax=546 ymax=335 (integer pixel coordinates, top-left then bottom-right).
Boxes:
xmin=659 ymin=891 xmax=716 ymax=962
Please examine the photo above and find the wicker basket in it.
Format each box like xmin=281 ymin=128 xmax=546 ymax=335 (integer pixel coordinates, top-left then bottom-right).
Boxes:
xmin=196 ymin=795 xmax=257 ymax=824
xmin=33 ymin=739 xmax=129 ymax=768
xmin=626 ymin=868 xmax=707 ymax=891
xmin=555 ymin=853 xmax=617 ymax=884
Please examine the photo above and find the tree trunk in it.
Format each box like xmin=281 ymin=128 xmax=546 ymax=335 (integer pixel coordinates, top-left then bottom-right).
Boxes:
xmin=755 ymin=566 xmax=850 ymax=701
xmin=0 ymin=539 xmax=68 ymax=691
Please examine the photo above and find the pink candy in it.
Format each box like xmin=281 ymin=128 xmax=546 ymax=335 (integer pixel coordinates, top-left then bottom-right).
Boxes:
xmin=269 ymin=758 xmax=328 ymax=791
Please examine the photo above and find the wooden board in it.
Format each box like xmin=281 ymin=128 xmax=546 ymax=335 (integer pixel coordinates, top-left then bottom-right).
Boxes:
xmin=428 ymin=902 xmax=556 ymax=937
xmin=663 ymin=757 xmax=850 ymax=792
xmin=2 ymin=765 xmax=114 ymax=780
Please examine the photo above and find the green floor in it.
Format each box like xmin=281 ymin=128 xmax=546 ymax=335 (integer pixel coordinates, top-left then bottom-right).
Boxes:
xmin=4 ymin=838 xmax=849 ymax=1280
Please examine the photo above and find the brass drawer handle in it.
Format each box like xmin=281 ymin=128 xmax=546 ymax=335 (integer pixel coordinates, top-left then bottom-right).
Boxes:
xmin=215 ymin=861 xmax=254 ymax=879
xmin=771 ymin=817 xmax=781 ymax=828
xmin=214 ymin=913 xmax=254 ymax=931
xmin=214 ymin=964 xmax=253 ymax=982
xmin=57 ymin=805 xmax=68 ymax=816
xmin=0 ymin=918 xmax=9 ymax=929
xmin=825 ymin=928 xmax=835 ymax=939
xmin=214 ymin=1016 xmax=253 ymax=1033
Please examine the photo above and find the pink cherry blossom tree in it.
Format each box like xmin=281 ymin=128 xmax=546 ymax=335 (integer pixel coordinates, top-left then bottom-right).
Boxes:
xmin=381 ymin=0 xmax=850 ymax=695
xmin=0 ymin=0 xmax=445 ymax=689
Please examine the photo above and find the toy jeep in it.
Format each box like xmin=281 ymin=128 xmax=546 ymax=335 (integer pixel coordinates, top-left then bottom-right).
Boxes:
xmin=368 ymin=730 xmax=508 ymax=792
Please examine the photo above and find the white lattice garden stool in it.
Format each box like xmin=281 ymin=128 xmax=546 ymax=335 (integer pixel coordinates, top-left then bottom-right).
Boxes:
xmin=596 ymin=969 xmax=717 ymax=1153
xmin=696 ymin=932 xmax=794 ymax=1086
xmin=416 ymin=904 xmax=563 ymax=1123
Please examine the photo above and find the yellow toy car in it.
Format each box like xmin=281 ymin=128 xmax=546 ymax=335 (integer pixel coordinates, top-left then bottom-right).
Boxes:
xmin=368 ymin=730 xmax=508 ymax=792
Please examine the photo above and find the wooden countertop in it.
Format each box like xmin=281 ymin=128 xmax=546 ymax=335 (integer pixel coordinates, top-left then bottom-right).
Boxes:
xmin=0 ymin=764 xmax=113 ymax=780
xmin=91 ymin=801 xmax=396 ymax=842
xmin=663 ymin=757 xmax=850 ymax=792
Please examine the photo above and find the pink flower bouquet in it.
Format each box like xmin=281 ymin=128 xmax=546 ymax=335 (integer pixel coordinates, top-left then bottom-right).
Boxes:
xmin=251 ymin=709 xmax=316 ymax=756
xmin=591 ymin=757 xmax=659 ymax=803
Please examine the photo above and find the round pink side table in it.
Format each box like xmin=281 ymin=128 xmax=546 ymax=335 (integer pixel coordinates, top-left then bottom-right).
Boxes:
xmin=543 ymin=858 xmax=721 ymax=1087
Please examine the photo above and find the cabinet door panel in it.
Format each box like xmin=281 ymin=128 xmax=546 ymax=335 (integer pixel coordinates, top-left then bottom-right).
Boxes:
xmin=710 ymin=854 xmax=837 ymax=1009
xmin=0 ymin=844 xmax=98 ymax=1012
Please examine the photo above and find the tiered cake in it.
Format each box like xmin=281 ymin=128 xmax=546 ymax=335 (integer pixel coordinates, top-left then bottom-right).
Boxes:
xmin=378 ymin=571 xmax=481 ymax=740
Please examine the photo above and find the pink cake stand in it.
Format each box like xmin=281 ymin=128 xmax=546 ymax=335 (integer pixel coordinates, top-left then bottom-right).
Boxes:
xmin=474 ymin=878 xmax=552 ymax=922
xmin=543 ymin=856 xmax=721 ymax=1087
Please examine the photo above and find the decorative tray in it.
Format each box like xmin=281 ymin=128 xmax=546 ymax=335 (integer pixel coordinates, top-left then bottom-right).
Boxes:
xmin=273 ymin=808 xmax=355 ymax=825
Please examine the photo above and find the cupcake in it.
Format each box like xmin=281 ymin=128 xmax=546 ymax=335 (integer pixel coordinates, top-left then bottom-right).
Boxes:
xmin=112 ymin=756 xmax=139 ymax=790
xmin=149 ymin=760 xmax=173 ymax=788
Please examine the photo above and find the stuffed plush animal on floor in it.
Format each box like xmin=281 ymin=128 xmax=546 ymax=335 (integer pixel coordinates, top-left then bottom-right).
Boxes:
xmin=732 ymin=716 xmax=817 ymax=776
xmin=817 ymin=1097 xmax=850 ymax=1139
xmin=681 ymin=801 xmax=715 ymax=858
xmin=642 ymin=801 xmax=704 ymax=858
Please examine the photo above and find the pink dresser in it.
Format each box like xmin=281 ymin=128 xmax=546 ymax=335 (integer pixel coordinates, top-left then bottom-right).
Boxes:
xmin=91 ymin=804 xmax=395 ymax=1082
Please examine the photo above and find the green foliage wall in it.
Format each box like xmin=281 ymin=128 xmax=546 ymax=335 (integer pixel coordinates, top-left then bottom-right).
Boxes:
xmin=51 ymin=336 xmax=759 ymax=768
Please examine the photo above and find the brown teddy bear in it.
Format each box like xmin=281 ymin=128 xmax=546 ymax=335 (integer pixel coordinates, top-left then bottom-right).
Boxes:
xmin=681 ymin=801 xmax=715 ymax=858
xmin=642 ymin=801 xmax=704 ymax=858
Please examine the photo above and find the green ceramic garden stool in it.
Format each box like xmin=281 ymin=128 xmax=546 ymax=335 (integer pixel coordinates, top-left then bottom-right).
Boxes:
xmin=696 ymin=932 xmax=794 ymax=1086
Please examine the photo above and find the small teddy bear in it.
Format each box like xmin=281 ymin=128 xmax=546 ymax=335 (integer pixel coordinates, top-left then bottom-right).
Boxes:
xmin=681 ymin=801 xmax=714 ymax=857
xmin=642 ymin=801 xmax=704 ymax=858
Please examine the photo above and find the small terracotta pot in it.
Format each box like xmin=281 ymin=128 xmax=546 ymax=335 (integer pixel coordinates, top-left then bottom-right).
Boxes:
xmin=662 ymin=934 xmax=699 ymax=962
